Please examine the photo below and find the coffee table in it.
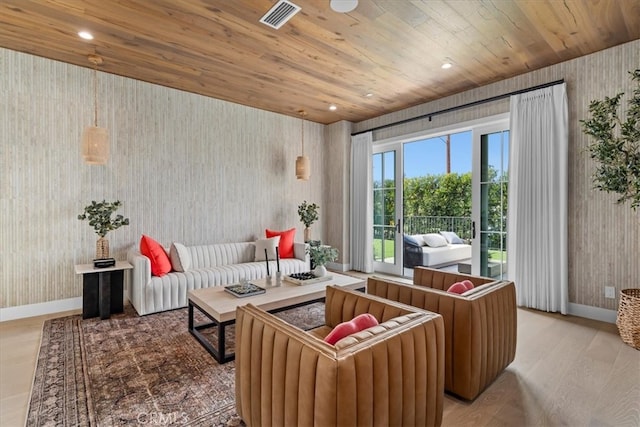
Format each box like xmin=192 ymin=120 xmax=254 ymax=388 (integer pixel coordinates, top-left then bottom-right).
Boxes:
xmin=188 ymin=272 xmax=365 ymax=363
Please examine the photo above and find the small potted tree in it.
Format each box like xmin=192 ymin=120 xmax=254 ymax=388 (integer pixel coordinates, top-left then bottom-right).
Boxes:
xmin=78 ymin=200 xmax=130 ymax=259
xmin=580 ymin=69 xmax=640 ymax=210
xmin=298 ymin=200 xmax=319 ymax=242
xmin=307 ymin=245 xmax=338 ymax=277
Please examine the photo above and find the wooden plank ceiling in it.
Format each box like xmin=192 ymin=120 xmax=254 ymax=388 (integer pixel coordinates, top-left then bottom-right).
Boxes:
xmin=1 ymin=0 xmax=639 ymax=124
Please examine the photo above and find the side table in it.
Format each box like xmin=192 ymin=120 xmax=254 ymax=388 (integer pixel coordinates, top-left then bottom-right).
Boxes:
xmin=74 ymin=261 xmax=133 ymax=319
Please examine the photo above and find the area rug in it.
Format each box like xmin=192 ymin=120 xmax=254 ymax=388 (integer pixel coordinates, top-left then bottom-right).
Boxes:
xmin=27 ymin=303 xmax=325 ymax=426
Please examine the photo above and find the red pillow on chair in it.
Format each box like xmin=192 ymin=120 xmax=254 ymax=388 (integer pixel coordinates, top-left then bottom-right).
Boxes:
xmin=265 ymin=228 xmax=296 ymax=258
xmin=140 ymin=235 xmax=172 ymax=277
xmin=447 ymin=282 xmax=468 ymax=294
xmin=324 ymin=313 xmax=379 ymax=345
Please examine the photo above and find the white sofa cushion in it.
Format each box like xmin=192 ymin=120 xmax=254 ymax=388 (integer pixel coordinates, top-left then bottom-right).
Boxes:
xmin=170 ymin=242 xmax=191 ymax=272
xmin=187 ymin=242 xmax=255 ymax=268
xmin=254 ymin=236 xmax=280 ymax=261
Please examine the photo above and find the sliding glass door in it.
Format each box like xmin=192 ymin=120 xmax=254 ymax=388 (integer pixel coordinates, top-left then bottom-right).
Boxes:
xmin=372 ymin=115 xmax=509 ymax=279
xmin=372 ymin=149 xmax=403 ymax=275
xmin=473 ymin=124 xmax=509 ymax=278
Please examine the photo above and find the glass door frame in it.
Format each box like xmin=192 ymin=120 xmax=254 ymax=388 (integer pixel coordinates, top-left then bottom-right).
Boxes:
xmin=471 ymin=116 xmax=510 ymax=276
xmin=372 ymin=147 xmax=404 ymax=276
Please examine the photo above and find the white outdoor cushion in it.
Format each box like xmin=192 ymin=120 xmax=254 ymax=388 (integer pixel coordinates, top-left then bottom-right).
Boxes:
xmin=440 ymin=231 xmax=464 ymax=244
xmin=423 ymin=233 xmax=448 ymax=248
xmin=409 ymin=234 xmax=425 ymax=246
xmin=254 ymin=236 xmax=280 ymax=261
xmin=169 ymin=242 xmax=191 ymax=272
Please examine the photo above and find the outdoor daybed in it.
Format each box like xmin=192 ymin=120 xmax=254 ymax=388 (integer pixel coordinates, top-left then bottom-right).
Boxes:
xmin=404 ymin=232 xmax=471 ymax=269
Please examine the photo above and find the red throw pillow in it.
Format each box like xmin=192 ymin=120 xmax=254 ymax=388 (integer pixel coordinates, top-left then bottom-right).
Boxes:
xmin=324 ymin=313 xmax=379 ymax=345
xmin=447 ymin=282 xmax=467 ymax=294
xmin=265 ymin=228 xmax=296 ymax=259
xmin=140 ymin=235 xmax=172 ymax=277
xmin=461 ymin=279 xmax=475 ymax=290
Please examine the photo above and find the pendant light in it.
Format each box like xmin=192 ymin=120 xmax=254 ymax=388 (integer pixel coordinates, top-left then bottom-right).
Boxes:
xmin=295 ymin=110 xmax=310 ymax=180
xmin=82 ymin=54 xmax=109 ymax=165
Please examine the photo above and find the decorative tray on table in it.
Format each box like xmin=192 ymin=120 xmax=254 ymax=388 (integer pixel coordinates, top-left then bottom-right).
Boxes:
xmin=284 ymin=272 xmax=333 ymax=285
xmin=224 ymin=283 xmax=266 ymax=298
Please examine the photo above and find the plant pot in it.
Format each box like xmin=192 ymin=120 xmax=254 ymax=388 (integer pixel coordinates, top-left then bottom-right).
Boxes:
xmin=314 ymin=265 xmax=327 ymax=277
xmin=96 ymin=237 xmax=109 ymax=259
xmin=304 ymin=227 xmax=311 ymax=243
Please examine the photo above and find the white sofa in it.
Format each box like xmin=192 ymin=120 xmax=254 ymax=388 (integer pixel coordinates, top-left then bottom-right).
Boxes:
xmin=403 ymin=233 xmax=471 ymax=269
xmin=127 ymin=241 xmax=309 ymax=315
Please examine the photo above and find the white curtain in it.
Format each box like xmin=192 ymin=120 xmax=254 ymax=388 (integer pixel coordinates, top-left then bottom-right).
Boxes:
xmin=350 ymin=132 xmax=374 ymax=273
xmin=508 ymin=83 xmax=568 ymax=314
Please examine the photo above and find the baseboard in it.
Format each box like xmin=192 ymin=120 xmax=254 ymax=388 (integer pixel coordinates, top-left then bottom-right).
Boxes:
xmin=568 ymin=303 xmax=617 ymax=324
xmin=0 ymin=297 xmax=83 ymax=322
xmin=327 ymin=262 xmax=350 ymax=272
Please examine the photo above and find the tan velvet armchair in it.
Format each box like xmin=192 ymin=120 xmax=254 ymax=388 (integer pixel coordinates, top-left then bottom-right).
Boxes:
xmin=235 ymin=285 xmax=445 ymax=427
xmin=367 ymin=267 xmax=517 ymax=401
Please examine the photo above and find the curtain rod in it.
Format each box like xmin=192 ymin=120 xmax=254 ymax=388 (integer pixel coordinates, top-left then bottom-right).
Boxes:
xmin=351 ymin=79 xmax=565 ymax=136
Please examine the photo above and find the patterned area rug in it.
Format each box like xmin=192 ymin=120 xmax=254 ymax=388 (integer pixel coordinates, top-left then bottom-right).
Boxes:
xmin=27 ymin=303 xmax=325 ymax=426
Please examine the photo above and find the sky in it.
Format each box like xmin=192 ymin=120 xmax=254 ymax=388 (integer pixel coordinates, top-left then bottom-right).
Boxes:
xmin=401 ymin=130 xmax=509 ymax=179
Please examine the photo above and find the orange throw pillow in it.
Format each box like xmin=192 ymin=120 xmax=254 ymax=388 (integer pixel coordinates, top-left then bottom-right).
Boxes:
xmin=265 ymin=228 xmax=296 ymax=258
xmin=140 ymin=235 xmax=172 ymax=277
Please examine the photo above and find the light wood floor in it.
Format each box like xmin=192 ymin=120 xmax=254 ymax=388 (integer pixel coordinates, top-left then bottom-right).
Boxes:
xmin=1 ymin=305 xmax=638 ymax=426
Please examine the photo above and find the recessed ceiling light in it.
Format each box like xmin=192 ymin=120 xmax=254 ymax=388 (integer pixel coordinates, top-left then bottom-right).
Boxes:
xmin=329 ymin=105 xmax=337 ymax=111
xmin=365 ymin=93 xmax=373 ymax=98
xmin=441 ymin=62 xmax=452 ymax=69
xmin=78 ymin=31 xmax=94 ymax=40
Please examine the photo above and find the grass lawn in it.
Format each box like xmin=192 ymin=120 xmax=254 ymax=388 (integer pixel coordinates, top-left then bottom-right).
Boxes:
xmin=373 ymin=238 xmax=395 ymax=260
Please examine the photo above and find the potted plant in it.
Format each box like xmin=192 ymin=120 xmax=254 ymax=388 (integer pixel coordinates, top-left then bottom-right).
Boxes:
xmin=307 ymin=245 xmax=338 ymax=277
xmin=298 ymin=200 xmax=319 ymax=242
xmin=78 ymin=200 xmax=130 ymax=259
xmin=580 ymin=69 xmax=640 ymax=210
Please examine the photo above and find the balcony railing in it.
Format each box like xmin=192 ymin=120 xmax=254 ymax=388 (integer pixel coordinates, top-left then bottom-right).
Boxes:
xmin=403 ymin=216 xmax=472 ymax=240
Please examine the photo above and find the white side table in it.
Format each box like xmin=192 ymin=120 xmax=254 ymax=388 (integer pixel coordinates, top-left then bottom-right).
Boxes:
xmin=75 ymin=261 xmax=133 ymax=319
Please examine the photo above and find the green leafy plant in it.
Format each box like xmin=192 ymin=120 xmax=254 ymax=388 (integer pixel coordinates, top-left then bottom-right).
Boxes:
xmin=580 ymin=69 xmax=640 ymax=210
xmin=298 ymin=200 xmax=319 ymax=227
xmin=78 ymin=200 xmax=130 ymax=237
xmin=307 ymin=245 xmax=339 ymax=266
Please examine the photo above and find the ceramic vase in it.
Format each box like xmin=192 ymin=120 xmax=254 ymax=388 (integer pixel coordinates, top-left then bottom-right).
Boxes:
xmin=304 ymin=227 xmax=311 ymax=243
xmin=314 ymin=264 xmax=327 ymax=277
xmin=96 ymin=237 xmax=109 ymax=259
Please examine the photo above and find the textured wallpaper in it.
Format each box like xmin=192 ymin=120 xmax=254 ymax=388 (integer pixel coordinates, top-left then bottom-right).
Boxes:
xmin=0 ymin=48 xmax=324 ymax=308
xmin=353 ymin=40 xmax=640 ymax=311
xmin=2 ymin=40 xmax=639 ymax=311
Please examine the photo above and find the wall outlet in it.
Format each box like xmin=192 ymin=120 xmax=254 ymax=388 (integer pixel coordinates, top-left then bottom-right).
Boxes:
xmin=604 ymin=286 xmax=616 ymax=299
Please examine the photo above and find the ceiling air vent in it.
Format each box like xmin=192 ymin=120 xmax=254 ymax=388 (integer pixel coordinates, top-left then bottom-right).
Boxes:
xmin=260 ymin=0 xmax=301 ymax=30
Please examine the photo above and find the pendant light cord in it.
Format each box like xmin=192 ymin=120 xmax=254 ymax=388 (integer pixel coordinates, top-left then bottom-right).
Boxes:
xmin=93 ymin=60 xmax=98 ymax=127
xmin=300 ymin=110 xmax=306 ymax=155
